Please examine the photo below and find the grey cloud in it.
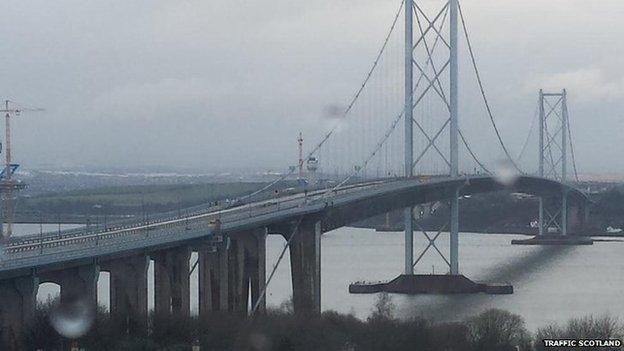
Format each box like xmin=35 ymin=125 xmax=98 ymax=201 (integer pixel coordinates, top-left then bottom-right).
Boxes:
xmin=1 ymin=0 xmax=623 ymax=175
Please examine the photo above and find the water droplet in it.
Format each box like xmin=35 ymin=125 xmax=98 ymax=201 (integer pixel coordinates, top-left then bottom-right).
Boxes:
xmin=323 ymin=104 xmax=344 ymax=119
xmin=50 ymin=298 xmax=95 ymax=339
xmin=493 ymin=160 xmax=520 ymax=187
xmin=322 ymin=104 xmax=347 ymax=133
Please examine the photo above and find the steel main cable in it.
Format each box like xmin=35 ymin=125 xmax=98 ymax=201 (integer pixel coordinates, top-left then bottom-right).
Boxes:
xmin=328 ymin=6 xmax=455 ymax=194
xmin=238 ymin=0 xmax=406 ymax=203
xmin=412 ymin=3 xmax=489 ymax=175
xmin=458 ymin=2 xmax=523 ymax=174
xmin=344 ymin=0 xmax=405 ymax=118
xmin=331 ymin=106 xmax=406 ymax=192
xmin=459 ymin=128 xmax=491 ymax=174
xmin=517 ymin=100 xmax=539 ymax=163
xmin=566 ymin=104 xmax=580 ymax=182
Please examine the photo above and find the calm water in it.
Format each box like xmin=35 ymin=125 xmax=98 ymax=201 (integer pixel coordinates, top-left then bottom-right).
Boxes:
xmin=19 ymin=224 xmax=624 ymax=331
xmin=268 ymin=228 xmax=624 ymax=331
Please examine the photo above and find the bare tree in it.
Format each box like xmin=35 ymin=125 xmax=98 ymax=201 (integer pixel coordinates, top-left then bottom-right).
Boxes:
xmin=369 ymin=292 xmax=395 ymax=322
xmin=535 ymin=315 xmax=623 ymax=351
xmin=466 ymin=309 xmax=532 ymax=351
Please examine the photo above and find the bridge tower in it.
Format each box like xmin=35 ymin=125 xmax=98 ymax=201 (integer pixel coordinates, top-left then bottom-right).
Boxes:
xmin=537 ymin=89 xmax=570 ymax=236
xmin=403 ymin=0 xmax=414 ymax=275
xmin=404 ymin=0 xmax=460 ymax=275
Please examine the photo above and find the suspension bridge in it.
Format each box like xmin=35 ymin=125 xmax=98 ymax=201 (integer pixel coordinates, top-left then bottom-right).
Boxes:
xmin=0 ymin=0 xmax=593 ymax=348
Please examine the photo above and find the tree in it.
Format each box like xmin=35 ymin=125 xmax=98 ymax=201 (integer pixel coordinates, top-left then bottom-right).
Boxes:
xmin=534 ymin=315 xmax=623 ymax=351
xmin=465 ymin=309 xmax=531 ymax=351
xmin=369 ymin=292 xmax=395 ymax=322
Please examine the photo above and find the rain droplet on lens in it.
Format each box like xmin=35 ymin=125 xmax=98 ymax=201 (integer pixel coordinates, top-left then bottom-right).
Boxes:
xmin=493 ymin=159 xmax=520 ymax=187
xmin=49 ymin=298 xmax=95 ymax=339
xmin=321 ymin=104 xmax=348 ymax=133
xmin=322 ymin=104 xmax=345 ymax=120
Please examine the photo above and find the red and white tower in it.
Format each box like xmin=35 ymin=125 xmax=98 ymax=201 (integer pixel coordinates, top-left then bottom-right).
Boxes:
xmin=297 ymin=132 xmax=304 ymax=179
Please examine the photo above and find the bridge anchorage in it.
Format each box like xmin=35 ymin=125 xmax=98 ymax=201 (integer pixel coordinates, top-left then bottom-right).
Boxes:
xmin=511 ymin=90 xmax=592 ymax=246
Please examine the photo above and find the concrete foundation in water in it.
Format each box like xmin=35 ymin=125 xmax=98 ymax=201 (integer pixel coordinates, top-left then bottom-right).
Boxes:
xmin=511 ymin=234 xmax=593 ymax=245
xmin=349 ymin=274 xmax=513 ymax=295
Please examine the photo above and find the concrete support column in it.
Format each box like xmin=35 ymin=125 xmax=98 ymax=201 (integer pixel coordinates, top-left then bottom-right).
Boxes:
xmin=288 ymin=219 xmax=321 ymax=315
xmin=567 ymin=203 xmax=587 ymax=234
xmin=38 ymin=264 xmax=98 ymax=351
xmin=198 ymin=242 xmax=229 ymax=313
xmin=0 ymin=276 xmax=38 ymax=350
xmin=153 ymin=247 xmax=191 ymax=316
xmin=198 ymin=228 xmax=267 ymax=317
xmin=248 ymin=228 xmax=267 ymax=314
xmin=198 ymin=246 xmax=214 ymax=315
xmin=449 ymin=189 xmax=460 ymax=275
xmin=225 ymin=228 xmax=267 ymax=315
xmin=227 ymin=236 xmax=246 ymax=314
xmin=218 ymin=243 xmax=229 ymax=311
xmin=57 ymin=265 xmax=99 ymax=305
xmin=104 ymin=255 xmax=149 ymax=334
xmin=198 ymin=242 xmax=238 ymax=315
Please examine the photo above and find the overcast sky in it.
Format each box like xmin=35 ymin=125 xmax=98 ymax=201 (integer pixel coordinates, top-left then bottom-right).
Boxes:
xmin=1 ymin=0 xmax=623 ymax=174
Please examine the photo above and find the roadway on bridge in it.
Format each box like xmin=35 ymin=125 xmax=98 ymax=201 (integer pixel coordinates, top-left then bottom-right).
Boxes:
xmin=0 ymin=175 xmax=585 ymax=278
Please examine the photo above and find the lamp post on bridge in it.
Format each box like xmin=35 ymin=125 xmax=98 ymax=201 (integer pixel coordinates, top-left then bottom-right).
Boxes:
xmin=93 ymin=204 xmax=104 ymax=230
xmin=93 ymin=204 xmax=106 ymax=246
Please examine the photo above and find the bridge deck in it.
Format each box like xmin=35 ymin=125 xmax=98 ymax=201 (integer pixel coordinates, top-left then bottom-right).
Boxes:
xmin=0 ymin=175 xmax=586 ymax=279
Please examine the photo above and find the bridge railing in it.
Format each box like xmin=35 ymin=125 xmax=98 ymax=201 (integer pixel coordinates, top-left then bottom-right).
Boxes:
xmin=2 ymin=178 xmax=397 ymax=258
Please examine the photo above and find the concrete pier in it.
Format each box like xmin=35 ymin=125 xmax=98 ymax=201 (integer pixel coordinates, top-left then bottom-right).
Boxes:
xmin=349 ymin=274 xmax=513 ymax=295
xmin=513 ymin=203 xmax=592 ymax=245
xmin=248 ymin=228 xmax=267 ymax=314
xmin=511 ymin=234 xmax=593 ymax=245
xmin=42 ymin=265 xmax=99 ymax=304
xmin=153 ymin=247 xmax=191 ymax=316
xmin=196 ymin=241 xmax=231 ymax=313
xmin=0 ymin=276 xmax=38 ymax=350
xmin=228 ymin=228 xmax=267 ymax=314
xmin=103 ymin=255 xmax=149 ymax=334
xmin=287 ymin=219 xmax=321 ymax=315
xmin=568 ymin=204 xmax=589 ymax=234
xmin=216 ymin=243 xmax=230 ymax=311
xmin=227 ymin=236 xmax=245 ymax=313
xmin=198 ymin=244 xmax=216 ymax=315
